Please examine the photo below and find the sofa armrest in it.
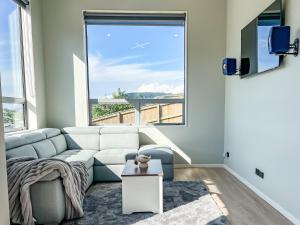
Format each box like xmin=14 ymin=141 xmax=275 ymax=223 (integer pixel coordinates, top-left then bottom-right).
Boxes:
xmin=139 ymin=144 xmax=173 ymax=164
xmin=30 ymin=178 xmax=65 ymax=224
xmin=139 ymin=144 xmax=171 ymax=151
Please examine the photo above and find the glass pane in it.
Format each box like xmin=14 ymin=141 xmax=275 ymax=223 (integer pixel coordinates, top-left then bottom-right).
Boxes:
xmin=87 ymin=24 xmax=185 ymax=100
xmin=140 ymin=102 xmax=184 ymax=125
xmin=257 ymin=25 xmax=280 ymax=73
xmin=0 ymin=1 xmax=24 ymax=98
xmin=3 ymin=103 xmax=25 ymax=132
xmin=91 ymin=103 xmax=135 ymax=125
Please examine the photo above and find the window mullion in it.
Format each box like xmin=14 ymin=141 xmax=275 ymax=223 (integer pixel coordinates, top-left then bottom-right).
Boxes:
xmin=2 ymin=97 xmax=26 ymax=104
xmin=18 ymin=6 xmax=28 ymax=129
xmin=134 ymin=101 xmax=141 ymax=126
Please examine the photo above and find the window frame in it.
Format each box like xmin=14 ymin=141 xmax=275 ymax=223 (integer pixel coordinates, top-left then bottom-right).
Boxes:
xmin=2 ymin=5 xmax=28 ymax=133
xmin=83 ymin=11 xmax=188 ymax=127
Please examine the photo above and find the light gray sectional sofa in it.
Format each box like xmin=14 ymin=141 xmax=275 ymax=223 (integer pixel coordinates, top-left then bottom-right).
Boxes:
xmin=5 ymin=126 xmax=174 ymax=225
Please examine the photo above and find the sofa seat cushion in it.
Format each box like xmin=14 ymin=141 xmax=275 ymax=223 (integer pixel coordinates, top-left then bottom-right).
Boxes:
xmin=139 ymin=145 xmax=173 ymax=164
xmin=53 ymin=150 xmax=98 ymax=169
xmin=94 ymin=149 xmax=138 ymax=166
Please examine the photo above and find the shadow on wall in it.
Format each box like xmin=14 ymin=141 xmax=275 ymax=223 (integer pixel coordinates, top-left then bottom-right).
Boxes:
xmin=139 ymin=127 xmax=192 ymax=164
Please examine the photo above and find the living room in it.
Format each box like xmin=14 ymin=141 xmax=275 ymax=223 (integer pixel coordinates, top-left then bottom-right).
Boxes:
xmin=0 ymin=0 xmax=299 ymax=224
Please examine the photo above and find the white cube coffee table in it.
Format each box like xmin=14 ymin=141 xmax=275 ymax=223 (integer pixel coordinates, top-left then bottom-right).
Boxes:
xmin=121 ymin=159 xmax=164 ymax=214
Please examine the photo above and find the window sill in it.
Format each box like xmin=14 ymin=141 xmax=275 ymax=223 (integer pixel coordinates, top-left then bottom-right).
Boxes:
xmin=4 ymin=128 xmax=29 ymax=136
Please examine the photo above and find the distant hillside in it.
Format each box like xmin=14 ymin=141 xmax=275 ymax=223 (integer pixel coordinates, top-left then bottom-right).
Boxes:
xmin=127 ymin=92 xmax=183 ymax=99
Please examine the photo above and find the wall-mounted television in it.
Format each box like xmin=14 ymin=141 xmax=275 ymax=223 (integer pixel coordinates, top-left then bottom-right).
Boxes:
xmin=240 ymin=0 xmax=284 ymax=78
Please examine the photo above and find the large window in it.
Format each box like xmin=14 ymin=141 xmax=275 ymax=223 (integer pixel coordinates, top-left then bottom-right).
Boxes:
xmin=0 ymin=0 xmax=27 ymax=132
xmin=85 ymin=13 xmax=186 ymax=126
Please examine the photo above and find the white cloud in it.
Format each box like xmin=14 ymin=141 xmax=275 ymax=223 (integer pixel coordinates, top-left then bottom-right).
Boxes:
xmin=88 ymin=54 xmax=184 ymax=84
xmin=132 ymin=42 xmax=150 ymax=49
xmin=137 ymin=83 xmax=184 ymax=94
xmin=88 ymin=53 xmax=184 ymax=98
xmin=89 ymin=53 xmax=141 ymax=67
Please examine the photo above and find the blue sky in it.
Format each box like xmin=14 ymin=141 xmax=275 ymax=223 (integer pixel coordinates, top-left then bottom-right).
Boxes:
xmin=1 ymin=1 xmax=280 ymax=101
xmin=0 ymin=0 xmax=23 ymax=98
xmin=87 ymin=24 xmax=185 ymax=99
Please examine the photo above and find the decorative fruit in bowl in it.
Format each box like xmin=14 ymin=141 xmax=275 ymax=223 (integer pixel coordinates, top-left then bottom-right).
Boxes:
xmin=136 ymin=154 xmax=151 ymax=168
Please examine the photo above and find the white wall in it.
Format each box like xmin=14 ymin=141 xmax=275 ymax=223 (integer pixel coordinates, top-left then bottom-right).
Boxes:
xmin=40 ymin=0 xmax=227 ymax=164
xmin=225 ymin=0 xmax=300 ymax=223
xmin=0 ymin=83 xmax=10 ymax=224
xmin=29 ymin=0 xmax=47 ymax=128
xmin=21 ymin=0 xmax=47 ymax=129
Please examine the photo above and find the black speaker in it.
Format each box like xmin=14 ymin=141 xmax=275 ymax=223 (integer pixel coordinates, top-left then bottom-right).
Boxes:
xmin=240 ymin=58 xmax=250 ymax=76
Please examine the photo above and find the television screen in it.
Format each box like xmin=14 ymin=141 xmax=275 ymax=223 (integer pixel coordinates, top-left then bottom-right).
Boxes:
xmin=241 ymin=0 xmax=283 ymax=77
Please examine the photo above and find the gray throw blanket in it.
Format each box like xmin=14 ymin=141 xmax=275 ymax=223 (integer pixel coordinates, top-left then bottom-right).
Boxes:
xmin=7 ymin=157 xmax=88 ymax=225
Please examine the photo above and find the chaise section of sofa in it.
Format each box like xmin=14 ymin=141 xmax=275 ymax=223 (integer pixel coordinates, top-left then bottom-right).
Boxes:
xmin=5 ymin=126 xmax=174 ymax=224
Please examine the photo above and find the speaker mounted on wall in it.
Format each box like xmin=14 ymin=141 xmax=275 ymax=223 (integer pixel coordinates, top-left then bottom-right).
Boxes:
xmin=240 ymin=58 xmax=250 ymax=76
xmin=222 ymin=58 xmax=237 ymax=75
xmin=269 ymin=26 xmax=299 ymax=56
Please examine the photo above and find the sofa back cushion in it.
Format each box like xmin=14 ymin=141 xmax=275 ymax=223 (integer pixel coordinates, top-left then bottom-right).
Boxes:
xmin=100 ymin=127 xmax=139 ymax=150
xmin=32 ymin=140 xmax=57 ymax=158
xmin=21 ymin=132 xmax=46 ymax=143
xmin=5 ymin=136 xmax=28 ymax=150
xmin=40 ymin=128 xmax=67 ymax=155
xmin=5 ymin=131 xmax=46 ymax=160
xmin=6 ymin=145 xmax=38 ymax=159
xmin=62 ymin=127 xmax=100 ymax=150
xmin=49 ymin=135 xmax=67 ymax=154
xmin=40 ymin=128 xmax=61 ymax=139
xmin=5 ymin=128 xmax=64 ymax=159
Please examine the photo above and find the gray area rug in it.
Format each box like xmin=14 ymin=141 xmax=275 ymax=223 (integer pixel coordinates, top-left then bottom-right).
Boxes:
xmin=61 ymin=181 xmax=231 ymax=225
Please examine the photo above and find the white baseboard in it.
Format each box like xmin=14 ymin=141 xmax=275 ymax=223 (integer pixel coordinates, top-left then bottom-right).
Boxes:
xmin=174 ymin=164 xmax=224 ymax=168
xmin=224 ymin=165 xmax=300 ymax=225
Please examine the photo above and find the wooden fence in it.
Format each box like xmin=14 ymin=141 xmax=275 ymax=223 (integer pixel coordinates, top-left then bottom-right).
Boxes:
xmin=92 ymin=103 xmax=183 ymax=125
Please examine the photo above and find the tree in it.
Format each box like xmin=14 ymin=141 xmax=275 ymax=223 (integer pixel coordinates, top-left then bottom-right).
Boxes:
xmin=3 ymin=108 xmax=15 ymax=124
xmin=112 ymin=88 xmax=128 ymax=99
xmin=92 ymin=88 xmax=133 ymax=119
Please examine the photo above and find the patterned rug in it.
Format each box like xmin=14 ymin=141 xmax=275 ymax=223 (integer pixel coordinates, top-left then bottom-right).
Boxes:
xmin=61 ymin=181 xmax=230 ymax=225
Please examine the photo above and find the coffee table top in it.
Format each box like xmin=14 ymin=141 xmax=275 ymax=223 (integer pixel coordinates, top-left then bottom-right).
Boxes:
xmin=121 ymin=159 xmax=164 ymax=177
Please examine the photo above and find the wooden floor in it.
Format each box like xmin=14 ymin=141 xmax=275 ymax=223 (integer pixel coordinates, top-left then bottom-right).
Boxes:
xmin=174 ymin=168 xmax=293 ymax=225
